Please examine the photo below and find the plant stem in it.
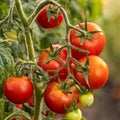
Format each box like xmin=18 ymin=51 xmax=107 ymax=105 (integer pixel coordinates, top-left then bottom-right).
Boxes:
xmin=15 ymin=0 xmax=29 ymax=27
xmin=15 ymin=1 xmax=43 ymax=120
xmin=24 ymin=30 xmax=36 ymax=60
xmin=0 ymin=0 xmax=15 ymax=26
xmin=34 ymin=83 xmax=44 ymax=120
xmin=15 ymin=0 xmax=35 ymax=60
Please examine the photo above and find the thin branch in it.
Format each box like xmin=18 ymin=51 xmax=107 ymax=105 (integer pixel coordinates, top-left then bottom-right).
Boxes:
xmin=15 ymin=0 xmax=29 ymax=27
xmin=0 ymin=0 xmax=15 ymax=26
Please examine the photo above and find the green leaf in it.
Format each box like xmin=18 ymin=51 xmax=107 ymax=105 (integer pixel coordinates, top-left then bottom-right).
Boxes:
xmin=83 ymin=56 xmax=90 ymax=88
xmin=4 ymin=108 xmax=31 ymax=120
xmin=10 ymin=41 xmax=25 ymax=60
xmin=0 ymin=44 xmax=14 ymax=97
xmin=0 ymin=1 xmax=9 ymax=20
xmin=83 ymin=71 xmax=90 ymax=88
xmin=0 ymin=40 xmax=9 ymax=47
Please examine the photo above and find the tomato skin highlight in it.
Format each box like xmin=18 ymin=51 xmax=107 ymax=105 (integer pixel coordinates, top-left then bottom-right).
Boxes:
xmin=37 ymin=44 xmax=69 ymax=80
xmin=70 ymin=22 xmax=106 ymax=60
xmin=4 ymin=76 xmax=34 ymax=104
xmin=74 ymin=55 xmax=109 ymax=90
xmin=65 ymin=108 xmax=82 ymax=120
xmin=44 ymin=81 xmax=79 ymax=113
xmin=36 ymin=4 xmax=63 ymax=29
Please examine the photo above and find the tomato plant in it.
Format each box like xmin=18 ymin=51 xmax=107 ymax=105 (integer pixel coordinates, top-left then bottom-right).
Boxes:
xmin=36 ymin=4 xmax=63 ymax=29
xmin=4 ymin=76 xmax=34 ymax=104
xmin=65 ymin=108 xmax=82 ymax=120
xmin=37 ymin=44 xmax=69 ymax=80
xmin=0 ymin=0 xmax=109 ymax=120
xmin=74 ymin=55 xmax=109 ymax=90
xmin=70 ymin=22 xmax=106 ymax=60
xmin=44 ymin=80 xmax=79 ymax=113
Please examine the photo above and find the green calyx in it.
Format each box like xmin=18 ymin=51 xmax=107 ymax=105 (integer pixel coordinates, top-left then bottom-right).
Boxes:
xmin=75 ymin=21 xmax=102 ymax=45
xmin=47 ymin=4 xmax=62 ymax=22
xmin=58 ymin=81 xmax=75 ymax=94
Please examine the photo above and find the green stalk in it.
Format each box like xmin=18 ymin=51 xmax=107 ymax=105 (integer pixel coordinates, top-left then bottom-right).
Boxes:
xmin=15 ymin=0 xmax=43 ymax=120
xmin=15 ymin=0 xmax=29 ymax=27
xmin=34 ymin=83 xmax=44 ymax=120
xmin=15 ymin=0 xmax=35 ymax=60
xmin=24 ymin=31 xmax=36 ymax=60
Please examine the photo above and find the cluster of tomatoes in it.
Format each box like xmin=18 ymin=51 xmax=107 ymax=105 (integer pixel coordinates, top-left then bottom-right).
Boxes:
xmin=36 ymin=4 xmax=109 ymax=119
xmin=3 ymin=4 xmax=109 ymax=120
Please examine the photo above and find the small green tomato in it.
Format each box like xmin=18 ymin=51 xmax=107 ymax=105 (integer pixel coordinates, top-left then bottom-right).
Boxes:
xmin=79 ymin=92 xmax=94 ymax=107
xmin=65 ymin=108 xmax=82 ymax=120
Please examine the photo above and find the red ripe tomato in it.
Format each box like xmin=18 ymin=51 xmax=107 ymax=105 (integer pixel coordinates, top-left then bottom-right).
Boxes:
xmin=44 ymin=80 xmax=79 ymax=113
xmin=74 ymin=55 xmax=109 ymax=90
xmin=4 ymin=76 xmax=34 ymax=104
xmin=37 ymin=44 xmax=68 ymax=80
xmin=70 ymin=22 xmax=106 ymax=60
xmin=36 ymin=4 xmax=63 ymax=29
xmin=15 ymin=104 xmax=23 ymax=109
xmin=27 ymin=94 xmax=34 ymax=107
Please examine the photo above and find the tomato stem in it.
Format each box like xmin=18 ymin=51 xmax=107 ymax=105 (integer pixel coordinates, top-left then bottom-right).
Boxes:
xmin=24 ymin=30 xmax=36 ymax=61
xmin=15 ymin=0 xmax=29 ymax=27
xmin=34 ymin=83 xmax=44 ymax=120
xmin=15 ymin=0 xmax=35 ymax=61
xmin=15 ymin=1 xmax=43 ymax=120
xmin=28 ymin=0 xmax=48 ymax=25
xmin=0 ymin=0 xmax=15 ymax=26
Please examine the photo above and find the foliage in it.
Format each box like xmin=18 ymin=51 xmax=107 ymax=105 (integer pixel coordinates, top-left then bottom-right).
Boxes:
xmin=0 ymin=40 xmax=14 ymax=97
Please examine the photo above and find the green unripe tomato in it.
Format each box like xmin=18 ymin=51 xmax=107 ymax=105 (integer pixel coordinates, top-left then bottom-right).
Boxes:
xmin=65 ymin=108 xmax=82 ymax=120
xmin=79 ymin=92 xmax=94 ymax=107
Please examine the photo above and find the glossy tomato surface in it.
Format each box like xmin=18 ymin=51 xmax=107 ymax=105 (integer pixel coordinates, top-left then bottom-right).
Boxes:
xmin=70 ymin=22 xmax=106 ymax=60
xmin=4 ymin=76 xmax=34 ymax=104
xmin=37 ymin=44 xmax=68 ymax=80
xmin=36 ymin=4 xmax=63 ymax=29
xmin=74 ymin=55 xmax=109 ymax=90
xmin=44 ymin=80 xmax=79 ymax=113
